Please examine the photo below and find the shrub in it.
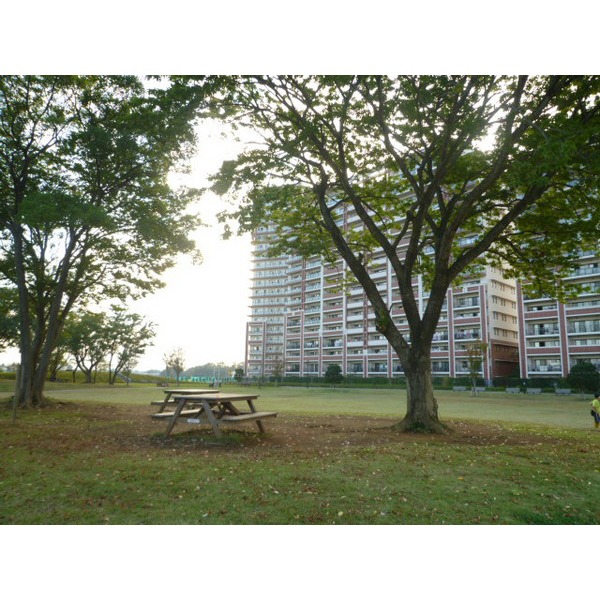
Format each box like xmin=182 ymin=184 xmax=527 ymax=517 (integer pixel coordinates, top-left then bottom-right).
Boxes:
xmin=567 ymin=362 xmax=600 ymax=393
xmin=324 ymin=364 xmax=344 ymax=384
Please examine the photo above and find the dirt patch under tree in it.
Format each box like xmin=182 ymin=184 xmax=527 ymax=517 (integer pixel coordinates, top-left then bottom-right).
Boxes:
xmin=6 ymin=401 xmax=562 ymax=456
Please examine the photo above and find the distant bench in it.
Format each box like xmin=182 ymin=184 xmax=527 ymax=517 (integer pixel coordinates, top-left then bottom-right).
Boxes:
xmin=555 ymin=389 xmax=572 ymax=395
xmin=506 ymin=388 xmax=520 ymax=393
xmin=526 ymin=388 xmax=542 ymax=394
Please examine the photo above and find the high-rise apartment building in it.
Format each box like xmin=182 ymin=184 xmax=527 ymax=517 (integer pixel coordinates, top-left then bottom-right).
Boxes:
xmin=516 ymin=250 xmax=600 ymax=378
xmin=245 ymin=224 xmax=289 ymax=378
xmin=280 ymin=257 xmax=519 ymax=380
xmin=245 ymin=222 xmax=520 ymax=381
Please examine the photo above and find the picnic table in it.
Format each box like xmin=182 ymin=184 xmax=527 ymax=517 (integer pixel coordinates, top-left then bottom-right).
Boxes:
xmin=151 ymin=388 xmax=218 ymax=413
xmin=151 ymin=392 xmax=277 ymax=437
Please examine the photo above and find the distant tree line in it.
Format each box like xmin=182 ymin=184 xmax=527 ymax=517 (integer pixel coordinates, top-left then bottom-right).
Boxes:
xmin=160 ymin=361 xmax=242 ymax=380
xmin=50 ymin=307 xmax=155 ymax=384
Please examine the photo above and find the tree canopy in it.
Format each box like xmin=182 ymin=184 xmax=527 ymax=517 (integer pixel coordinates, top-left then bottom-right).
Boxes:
xmin=0 ymin=76 xmax=202 ymax=406
xmin=185 ymin=75 xmax=600 ymax=431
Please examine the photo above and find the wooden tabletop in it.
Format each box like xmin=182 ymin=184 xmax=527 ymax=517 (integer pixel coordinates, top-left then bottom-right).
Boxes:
xmin=163 ymin=388 xmax=217 ymax=395
xmin=171 ymin=393 xmax=259 ymax=402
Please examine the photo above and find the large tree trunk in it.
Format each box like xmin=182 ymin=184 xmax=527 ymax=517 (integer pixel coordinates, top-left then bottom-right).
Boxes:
xmin=31 ymin=367 xmax=48 ymax=406
xmin=395 ymin=351 xmax=447 ymax=434
xmin=15 ymin=353 xmax=34 ymax=407
xmin=16 ymin=352 xmax=50 ymax=408
xmin=12 ymin=225 xmax=37 ymax=408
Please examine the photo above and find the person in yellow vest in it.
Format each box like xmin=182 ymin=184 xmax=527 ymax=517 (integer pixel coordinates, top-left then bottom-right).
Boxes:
xmin=591 ymin=393 xmax=600 ymax=429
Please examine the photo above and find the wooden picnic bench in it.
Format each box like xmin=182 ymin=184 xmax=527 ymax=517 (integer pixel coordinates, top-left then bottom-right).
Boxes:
xmin=151 ymin=388 xmax=217 ymax=413
xmin=151 ymin=392 xmax=277 ymax=437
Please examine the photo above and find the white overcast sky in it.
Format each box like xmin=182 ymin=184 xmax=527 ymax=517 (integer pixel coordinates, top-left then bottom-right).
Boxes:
xmin=131 ymin=119 xmax=255 ymax=371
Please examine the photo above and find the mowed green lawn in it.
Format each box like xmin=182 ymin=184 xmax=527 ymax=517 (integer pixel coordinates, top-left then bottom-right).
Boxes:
xmin=1 ymin=382 xmax=599 ymax=525
xmin=4 ymin=381 xmax=592 ymax=427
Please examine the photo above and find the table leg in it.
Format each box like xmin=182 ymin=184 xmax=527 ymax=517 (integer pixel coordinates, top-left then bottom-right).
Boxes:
xmin=164 ymin=397 xmax=186 ymax=436
xmin=201 ymin=400 xmax=223 ymax=437
xmin=157 ymin=391 xmax=173 ymax=413
xmin=246 ymin=399 xmax=265 ymax=433
xmin=220 ymin=401 xmax=241 ymax=416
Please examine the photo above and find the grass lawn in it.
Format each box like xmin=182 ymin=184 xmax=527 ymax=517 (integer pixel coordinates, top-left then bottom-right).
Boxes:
xmin=1 ymin=382 xmax=599 ymax=525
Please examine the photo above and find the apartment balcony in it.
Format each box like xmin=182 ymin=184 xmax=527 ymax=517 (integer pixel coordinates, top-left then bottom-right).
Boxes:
xmin=454 ymin=298 xmax=480 ymax=309
xmin=528 ymin=365 xmax=562 ymax=373
xmin=304 ymin=342 xmax=320 ymax=350
xmin=347 ymin=340 xmax=364 ymax=348
xmin=367 ymin=363 xmax=388 ymax=374
xmin=567 ymin=321 xmax=600 ymax=335
xmin=454 ymin=331 xmax=481 ymax=340
xmin=323 ymin=326 xmax=343 ymax=334
xmin=323 ymin=289 xmax=343 ymax=299
xmin=323 ymin=302 xmax=343 ymax=312
xmin=431 ymin=346 xmax=449 ymax=353
xmin=526 ymin=340 xmax=560 ymax=348
xmin=566 ymin=301 xmax=600 ymax=314
xmin=324 ymin=311 xmax=343 ymax=320
xmin=346 ymin=299 xmax=364 ymax=309
xmin=524 ymin=302 xmax=558 ymax=313
xmin=454 ymin=314 xmax=480 ymax=323
xmin=571 ymin=265 xmax=600 ymax=278
xmin=324 ymin=340 xmax=344 ymax=349
xmin=346 ymin=313 xmax=363 ymax=322
xmin=522 ymin=347 xmax=560 ymax=356
xmin=569 ymin=338 xmax=600 ymax=347
xmin=454 ymin=368 xmax=484 ymax=376
xmin=526 ymin=327 xmax=560 ymax=336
